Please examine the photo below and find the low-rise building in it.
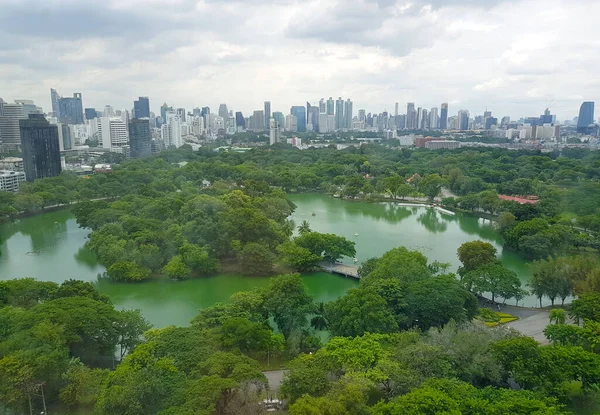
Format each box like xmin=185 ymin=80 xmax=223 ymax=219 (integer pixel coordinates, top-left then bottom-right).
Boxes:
xmin=0 ymin=170 xmax=26 ymax=191
xmin=425 ymin=140 xmax=460 ymax=149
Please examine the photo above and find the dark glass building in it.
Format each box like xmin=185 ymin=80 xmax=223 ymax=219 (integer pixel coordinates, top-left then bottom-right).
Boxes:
xmin=290 ymin=106 xmax=306 ymax=132
xmin=129 ymin=118 xmax=152 ymax=158
xmin=134 ymin=97 xmax=150 ymax=119
xmin=20 ymin=114 xmax=62 ymax=182
xmin=235 ymin=111 xmax=245 ymax=129
xmin=58 ymin=93 xmax=84 ymax=124
xmin=84 ymin=108 xmax=97 ymax=120
xmin=577 ymin=102 xmax=595 ymax=133
xmin=440 ymin=103 xmax=448 ymax=129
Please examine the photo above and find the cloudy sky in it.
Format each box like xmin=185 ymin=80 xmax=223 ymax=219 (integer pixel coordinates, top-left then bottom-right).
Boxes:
xmin=0 ymin=0 xmax=598 ymax=121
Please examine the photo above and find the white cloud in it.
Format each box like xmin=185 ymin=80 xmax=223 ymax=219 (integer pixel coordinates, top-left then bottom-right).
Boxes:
xmin=0 ymin=0 xmax=598 ymax=121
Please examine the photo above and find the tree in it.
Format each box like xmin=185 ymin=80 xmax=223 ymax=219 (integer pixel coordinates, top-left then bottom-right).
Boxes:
xmin=60 ymin=361 xmax=110 ymax=409
xmin=457 ymin=240 xmax=498 ymax=276
xmin=462 ymin=263 xmax=522 ymax=303
xmin=239 ymin=243 xmax=275 ymax=276
xmin=162 ymin=255 xmax=191 ymax=280
xmin=277 ymin=242 xmax=322 ymax=272
xmin=570 ymin=293 xmax=600 ymax=324
xmin=107 ymin=261 xmax=151 ymax=282
xmin=294 ymin=232 xmax=356 ymax=263
xmin=263 ymin=274 xmax=313 ymax=339
xmin=115 ymin=309 xmax=152 ymax=360
xmin=281 ymin=354 xmax=330 ymax=403
xmin=310 ymin=302 xmax=328 ymax=331
xmin=406 ymin=275 xmax=478 ymax=330
xmin=179 ymin=243 xmax=218 ymax=276
xmin=530 ymin=257 xmax=573 ymax=306
xmin=419 ymin=174 xmax=447 ymax=201
xmin=298 ymin=220 xmax=312 ymax=235
xmin=326 ymin=287 xmax=398 ymax=337
xmin=383 ymin=174 xmax=405 ymax=200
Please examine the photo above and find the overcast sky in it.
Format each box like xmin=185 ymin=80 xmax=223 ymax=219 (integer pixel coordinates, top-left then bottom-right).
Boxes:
xmin=0 ymin=0 xmax=598 ymax=121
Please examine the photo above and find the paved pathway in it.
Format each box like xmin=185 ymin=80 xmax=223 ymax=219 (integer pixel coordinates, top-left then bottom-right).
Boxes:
xmin=263 ymin=370 xmax=287 ymax=393
xmin=506 ymin=312 xmax=551 ymax=345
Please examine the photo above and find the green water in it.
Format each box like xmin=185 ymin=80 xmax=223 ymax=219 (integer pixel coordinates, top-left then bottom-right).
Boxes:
xmin=0 ymin=194 xmax=538 ymax=327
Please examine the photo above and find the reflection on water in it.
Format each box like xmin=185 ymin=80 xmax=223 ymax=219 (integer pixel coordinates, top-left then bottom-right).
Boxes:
xmin=0 ymin=195 xmax=540 ymax=327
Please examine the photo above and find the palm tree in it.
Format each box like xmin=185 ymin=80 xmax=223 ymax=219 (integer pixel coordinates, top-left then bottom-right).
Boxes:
xmin=298 ymin=220 xmax=312 ymax=235
xmin=310 ymin=302 xmax=328 ymax=331
xmin=549 ymin=308 xmax=566 ymax=325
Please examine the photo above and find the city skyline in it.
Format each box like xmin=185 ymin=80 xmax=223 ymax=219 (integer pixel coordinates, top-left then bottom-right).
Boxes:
xmin=0 ymin=0 xmax=598 ymax=120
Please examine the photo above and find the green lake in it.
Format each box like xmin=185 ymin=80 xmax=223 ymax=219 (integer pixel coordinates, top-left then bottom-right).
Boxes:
xmin=0 ymin=193 xmax=538 ymax=327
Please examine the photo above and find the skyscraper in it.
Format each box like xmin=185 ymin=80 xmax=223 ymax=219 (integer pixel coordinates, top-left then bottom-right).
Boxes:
xmin=344 ymin=99 xmax=353 ymax=130
xmin=406 ymin=103 xmax=416 ymax=129
xmin=134 ymin=97 xmax=150 ymax=119
xmin=129 ymin=118 xmax=152 ymax=158
xmin=98 ymin=117 xmax=129 ymax=150
xmin=235 ymin=112 xmax=245 ymax=130
xmin=218 ymin=104 xmax=229 ymax=119
xmin=273 ymin=112 xmax=284 ymax=131
xmin=253 ymin=110 xmax=265 ymax=131
xmin=394 ymin=102 xmax=399 ymax=117
xmin=290 ymin=106 xmax=306 ymax=132
xmin=440 ymin=103 xmax=448 ymax=130
xmin=264 ymin=101 xmax=271 ymax=130
xmin=308 ymin=105 xmax=320 ymax=132
xmin=58 ymin=93 xmax=84 ymax=125
xmin=421 ymin=109 xmax=428 ymax=129
xmin=319 ymin=98 xmax=326 ymax=113
xmin=85 ymin=108 xmax=97 ymax=120
xmin=50 ymin=88 xmax=60 ymax=117
xmin=577 ymin=102 xmax=595 ymax=133
xmin=326 ymin=97 xmax=334 ymax=115
xmin=335 ymin=97 xmax=344 ymax=130
xmin=269 ymin=118 xmax=281 ymax=145
xmin=176 ymin=108 xmax=186 ymax=123
xmin=429 ymin=107 xmax=439 ymax=129
xmin=20 ymin=114 xmax=61 ymax=182
xmin=358 ymin=109 xmax=366 ymax=122
xmin=458 ymin=110 xmax=470 ymax=131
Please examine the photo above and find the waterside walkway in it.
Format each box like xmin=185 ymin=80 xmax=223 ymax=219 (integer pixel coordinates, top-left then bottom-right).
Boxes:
xmin=321 ymin=262 xmax=360 ymax=279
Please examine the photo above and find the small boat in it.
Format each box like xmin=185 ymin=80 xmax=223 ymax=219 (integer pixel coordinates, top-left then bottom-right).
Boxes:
xmin=311 ymin=212 xmax=316 ymax=216
xmin=354 ymin=233 xmax=359 ymax=237
xmin=353 ymin=257 xmax=358 ymax=263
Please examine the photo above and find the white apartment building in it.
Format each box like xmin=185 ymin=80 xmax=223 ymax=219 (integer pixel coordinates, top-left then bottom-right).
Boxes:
xmin=98 ymin=117 xmax=129 ymax=150
xmin=0 ymin=170 xmax=25 ymax=192
xmin=269 ymin=119 xmax=281 ymax=145
xmin=162 ymin=113 xmax=183 ymax=148
xmin=191 ymin=116 xmax=204 ymax=137
xmin=318 ymin=113 xmax=329 ymax=133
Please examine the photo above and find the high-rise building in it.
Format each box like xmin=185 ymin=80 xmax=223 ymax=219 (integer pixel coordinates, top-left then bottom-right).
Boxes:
xmin=162 ymin=112 xmax=183 ymax=148
xmin=440 ymin=103 xmax=448 ymax=130
xmin=358 ymin=109 xmax=366 ymax=122
xmin=50 ymin=88 xmax=60 ymax=117
xmin=335 ymin=98 xmax=344 ymax=130
xmin=0 ymin=103 xmax=26 ymax=149
xmin=133 ymin=97 xmax=150 ymax=119
xmin=421 ymin=109 xmax=428 ymax=129
xmin=500 ymin=116 xmax=510 ymax=127
xmin=318 ymin=113 xmax=329 ymax=133
xmin=429 ymin=107 xmax=439 ymax=129
xmin=191 ymin=116 xmax=204 ymax=136
xmin=98 ymin=117 xmax=129 ymax=150
xmin=235 ymin=111 xmax=245 ymax=130
xmin=129 ymin=118 xmax=152 ymax=158
xmin=285 ymin=114 xmax=298 ymax=132
xmin=290 ymin=106 xmax=306 ymax=132
xmin=252 ymin=110 xmax=265 ymax=131
xmin=394 ymin=102 xmax=399 ymax=117
xmin=193 ymin=107 xmax=202 ymax=117
xmin=577 ymin=102 xmax=595 ymax=133
xmin=0 ymin=98 xmax=4 ymax=116
xmin=326 ymin=97 xmax=334 ymax=115
xmin=20 ymin=114 xmax=61 ymax=182
xmin=344 ymin=99 xmax=353 ymax=130
xmin=84 ymin=108 xmax=97 ymax=120
xmin=269 ymin=118 xmax=281 ymax=145
xmin=319 ymin=98 xmax=326 ymax=113
xmin=306 ymin=102 xmax=312 ymax=129
xmin=406 ymin=103 xmax=416 ymax=129
xmin=458 ymin=110 xmax=470 ymax=131
xmin=58 ymin=93 xmax=84 ymax=125
xmin=218 ymin=104 xmax=229 ymax=120
xmin=0 ymin=170 xmax=26 ymax=191
xmin=273 ymin=112 xmax=285 ymax=131
xmin=264 ymin=101 xmax=271 ymax=130
xmin=161 ymin=103 xmax=170 ymax=123
xmin=308 ymin=105 xmax=320 ymax=132
xmin=176 ymin=108 xmax=186 ymax=123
